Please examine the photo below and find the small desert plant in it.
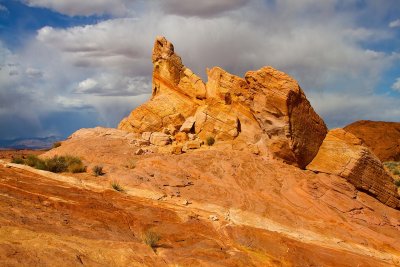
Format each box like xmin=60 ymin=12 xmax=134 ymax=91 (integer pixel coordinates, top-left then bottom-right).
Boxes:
xmin=64 ymin=156 xmax=86 ymax=173
xmin=11 ymin=157 xmax=24 ymax=164
xmin=395 ymin=180 xmax=400 ymax=187
xmin=206 ymin=136 xmax=215 ymax=146
xmin=143 ymin=230 xmax=160 ymax=250
xmin=111 ymin=180 xmax=124 ymax=192
xmin=394 ymin=169 xmax=400 ymax=176
xmin=52 ymin=142 xmax=61 ymax=148
xmin=68 ymin=162 xmax=87 ymax=173
xmin=92 ymin=165 xmax=103 ymax=176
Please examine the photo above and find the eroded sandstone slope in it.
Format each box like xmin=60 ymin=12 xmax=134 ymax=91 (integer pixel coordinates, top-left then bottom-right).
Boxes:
xmin=2 ymin=141 xmax=400 ymax=266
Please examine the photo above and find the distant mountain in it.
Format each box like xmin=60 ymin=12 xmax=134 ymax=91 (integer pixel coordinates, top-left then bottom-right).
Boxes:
xmin=0 ymin=136 xmax=63 ymax=150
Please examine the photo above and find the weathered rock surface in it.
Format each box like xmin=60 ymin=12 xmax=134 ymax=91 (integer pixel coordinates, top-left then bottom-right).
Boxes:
xmin=307 ymin=129 xmax=400 ymax=209
xmin=9 ymin=133 xmax=400 ymax=266
xmin=344 ymin=120 xmax=400 ymax=162
xmin=150 ymin=132 xmax=171 ymax=146
xmin=119 ymin=36 xmax=327 ymax=168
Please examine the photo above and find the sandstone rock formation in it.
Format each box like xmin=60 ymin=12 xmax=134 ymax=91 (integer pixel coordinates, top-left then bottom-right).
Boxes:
xmin=118 ymin=36 xmax=327 ymax=168
xmin=307 ymin=129 xmax=400 ymax=209
xmin=344 ymin=120 xmax=400 ymax=162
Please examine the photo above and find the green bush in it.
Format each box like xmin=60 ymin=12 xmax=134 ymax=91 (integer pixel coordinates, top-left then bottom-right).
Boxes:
xmin=25 ymin=155 xmax=46 ymax=170
xmin=45 ymin=156 xmax=68 ymax=173
xmin=92 ymin=165 xmax=103 ymax=176
xmin=395 ymin=180 xmax=400 ymax=187
xmin=11 ymin=157 xmax=24 ymax=164
xmin=11 ymin=154 xmax=86 ymax=174
xmin=206 ymin=136 xmax=215 ymax=146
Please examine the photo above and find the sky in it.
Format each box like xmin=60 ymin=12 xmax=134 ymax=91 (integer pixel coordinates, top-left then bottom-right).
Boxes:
xmin=0 ymin=0 xmax=400 ymax=140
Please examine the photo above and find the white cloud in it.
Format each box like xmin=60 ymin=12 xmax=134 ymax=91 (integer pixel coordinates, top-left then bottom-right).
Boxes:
xmin=389 ymin=19 xmax=400 ymax=28
xmin=23 ymin=0 xmax=135 ymax=16
xmin=26 ymin=67 xmax=43 ymax=78
xmin=77 ymin=78 xmax=98 ymax=92
xmin=2 ymin=0 xmax=400 ymax=140
xmin=391 ymin=78 xmax=400 ymax=91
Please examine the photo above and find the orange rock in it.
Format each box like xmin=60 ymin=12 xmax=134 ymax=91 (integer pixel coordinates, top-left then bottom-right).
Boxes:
xmin=307 ymin=128 xmax=400 ymax=209
xmin=174 ymin=132 xmax=188 ymax=143
xmin=119 ymin=37 xmax=327 ymax=168
xmin=344 ymin=120 xmax=400 ymax=162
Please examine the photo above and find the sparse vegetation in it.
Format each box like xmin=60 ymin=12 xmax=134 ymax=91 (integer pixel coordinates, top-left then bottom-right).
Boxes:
xmin=92 ymin=165 xmax=104 ymax=176
xmin=143 ymin=230 xmax=160 ymax=250
xmin=11 ymin=157 xmax=24 ymax=164
xmin=111 ymin=180 xmax=124 ymax=192
xmin=11 ymin=154 xmax=86 ymax=173
xmin=206 ymin=136 xmax=215 ymax=146
xmin=52 ymin=141 xmax=61 ymax=148
xmin=383 ymin=161 xmax=400 ymax=187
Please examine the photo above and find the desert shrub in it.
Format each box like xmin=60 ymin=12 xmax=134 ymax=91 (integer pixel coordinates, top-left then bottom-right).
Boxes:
xmin=52 ymin=142 xmax=61 ymax=148
xmin=393 ymin=169 xmax=400 ymax=176
xmin=143 ymin=230 xmax=160 ymax=250
xmin=395 ymin=180 xmax=400 ymax=187
xmin=206 ymin=136 xmax=215 ymax=146
xmin=68 ymin=162 xmax=87 ymax=173
xmin=111 ymin=180 xmax=124 ymax=192
xmin=25 ymin=155 xmax=46 ymax=170
xmin=45 ymin=156 xmax=68 ymax=173
xmin=92 ymin=165 xmax=103 ymax=176
xmin=11 ymin=157 xmax=24 ymax=164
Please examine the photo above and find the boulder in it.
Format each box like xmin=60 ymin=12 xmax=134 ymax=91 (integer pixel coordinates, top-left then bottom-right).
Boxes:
xmin=171 ymin=144 xmax=183 ymax=155
xmin=244 ymin=67 xmax=327 ymax=168
xmin=150 ymin=132 xmax=171 ymax=146
xmin=344 ymin=120 xmax=400 ymax=162
xmin=142 ymin=132 xmax=152 ymax=141
xmin=307 ymin=129 xmax=400 ymax=209
xmin=175 ymin=132 xmax=188 ymax=143
xmin=179 ymin=116 xmax=196 ymax=133
xmin=182 ymin=140 xmax=203 ymax=152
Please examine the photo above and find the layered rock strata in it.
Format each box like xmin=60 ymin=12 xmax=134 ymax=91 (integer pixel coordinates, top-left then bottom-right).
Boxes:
xmin=307 ymin=129 xmax=400 ymax=209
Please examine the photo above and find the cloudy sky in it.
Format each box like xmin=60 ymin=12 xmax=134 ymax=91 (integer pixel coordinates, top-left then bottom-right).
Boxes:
xmin=0 ymin=0 xmax=400 ymax=140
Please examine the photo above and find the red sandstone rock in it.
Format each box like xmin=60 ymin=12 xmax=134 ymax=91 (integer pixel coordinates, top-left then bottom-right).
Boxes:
xmin=344 ymin=120 xmax=400 ymax=162
xmin=307 ymin=128 xmax=400 ymax=209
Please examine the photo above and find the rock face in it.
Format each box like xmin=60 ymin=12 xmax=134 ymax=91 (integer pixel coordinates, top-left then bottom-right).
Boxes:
xmin=118 ymin=36 xmax=327 ymax=168
xmin=307 ymin=129 xmax=400 ymax=209
xmin=344 ymin=120 xmax=400 ymax=162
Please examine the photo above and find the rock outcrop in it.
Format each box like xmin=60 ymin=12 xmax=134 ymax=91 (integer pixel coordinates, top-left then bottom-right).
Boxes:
xmin=307 ymin=129 xmax=400 ymax=209
xmin=119 ymin=36 xmax=327 ymax=168
xmin=344 ymin=120 xmax=400 ymax=162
